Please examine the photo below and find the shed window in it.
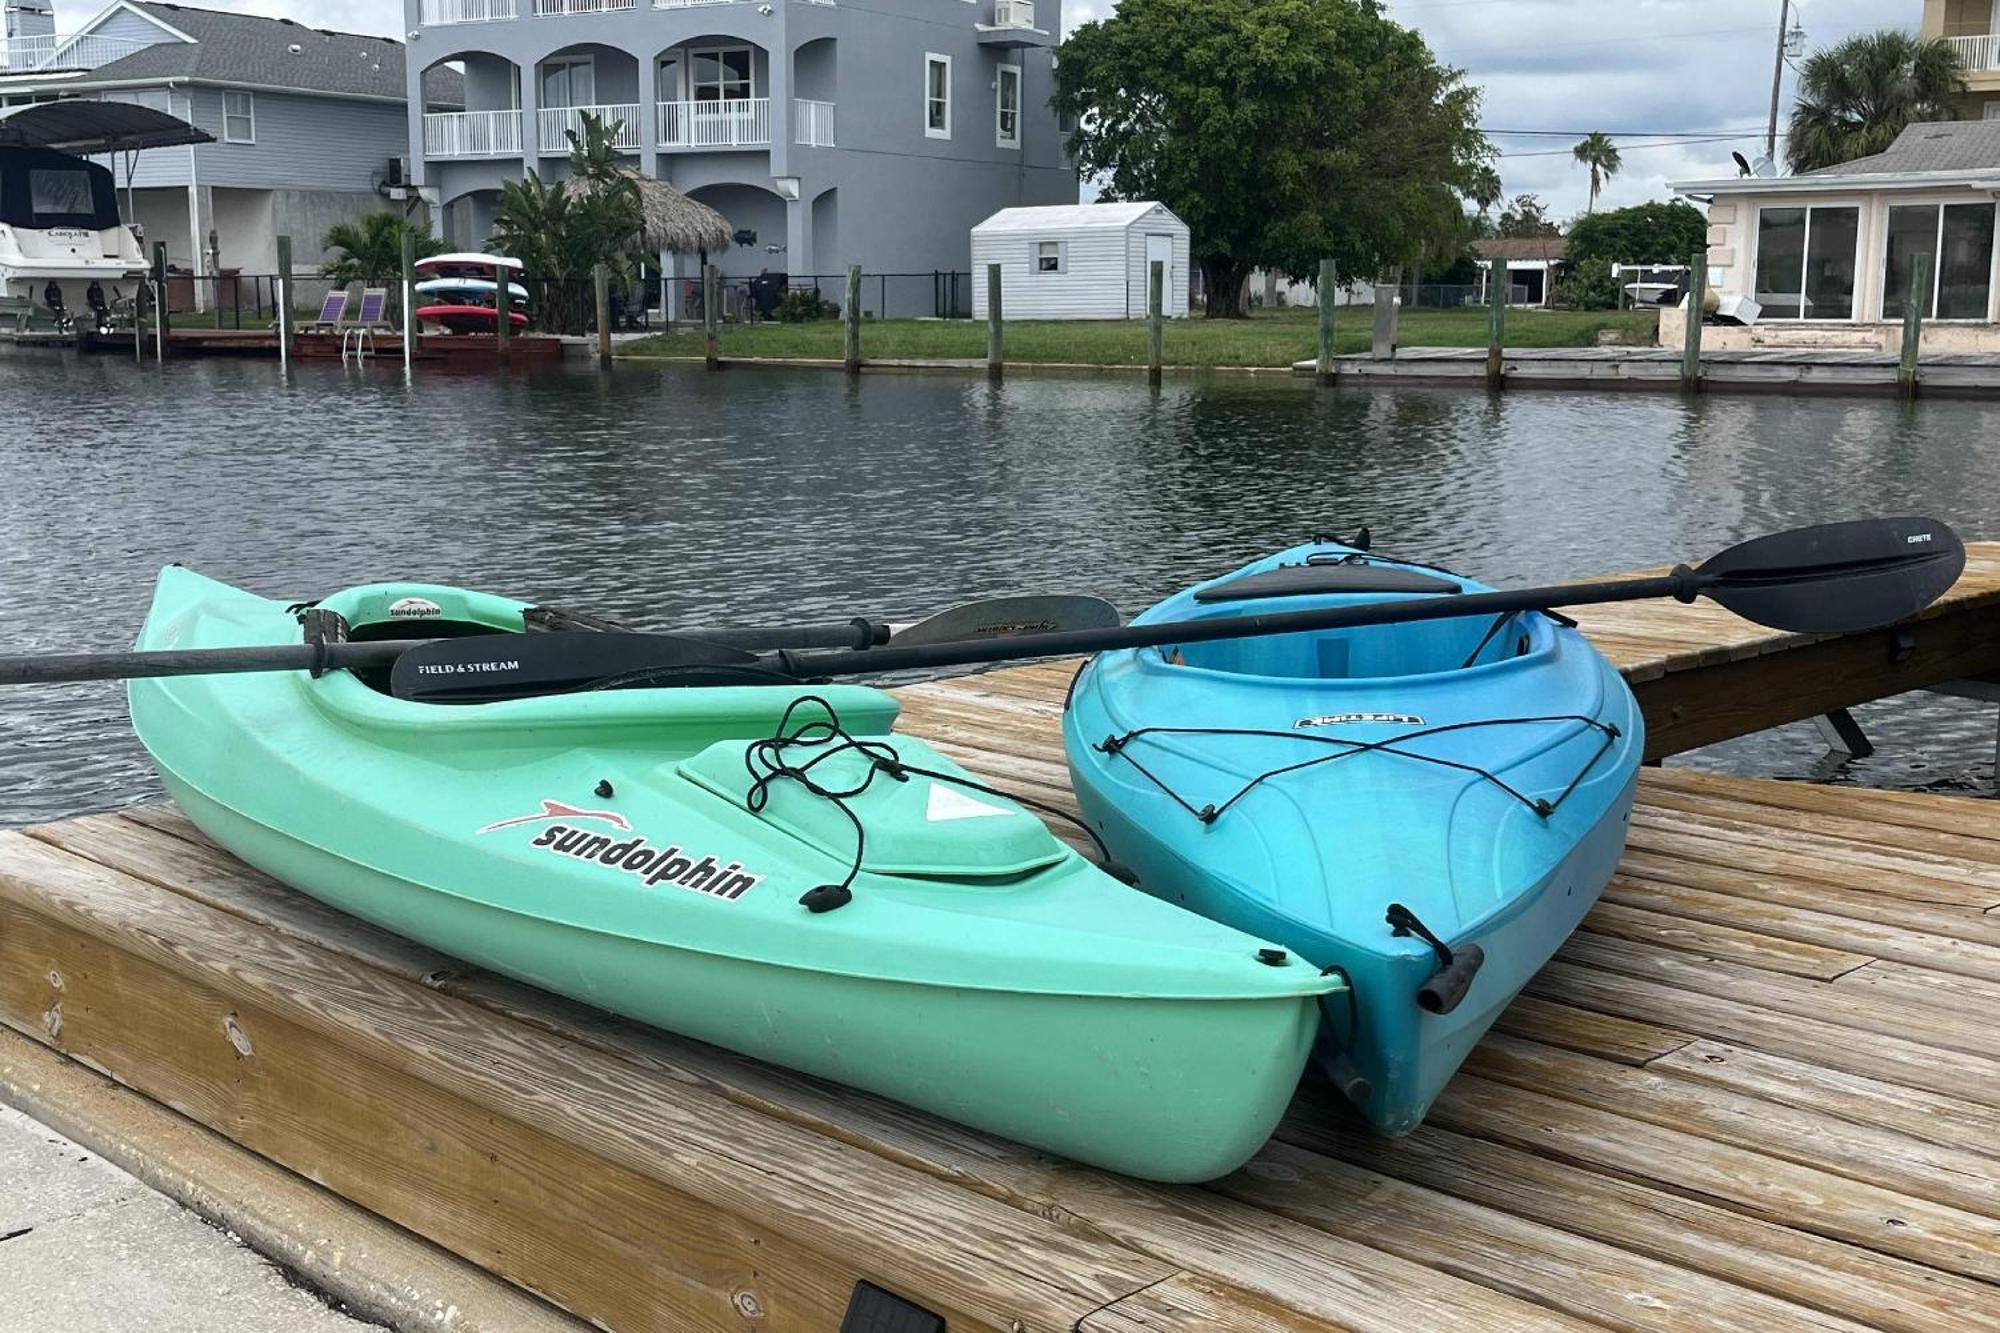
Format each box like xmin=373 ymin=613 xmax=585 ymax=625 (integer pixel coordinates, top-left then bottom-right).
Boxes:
xmin=1035 ymin=240 xmax=1062 ymax=273
xmin=1883 ymin=202 xmax=1995 ymax=320
xmin=925 ymin=54 xmax=951 ymax=138
xmin=222 ymin=90 xmax=254 ymax=144
xmin=996 ymin=64 xmax=1020 ymax=148
xmin=1754 ymin=204 xmax=1858 ymax=319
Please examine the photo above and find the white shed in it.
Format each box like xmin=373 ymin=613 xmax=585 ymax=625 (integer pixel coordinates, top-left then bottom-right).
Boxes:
xmin=970 ymin=202 xmax=1191 ymax=321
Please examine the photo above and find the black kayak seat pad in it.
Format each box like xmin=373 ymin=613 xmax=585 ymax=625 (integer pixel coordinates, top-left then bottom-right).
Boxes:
xmin=1193 ymin=563 xmax=1463 ymax=603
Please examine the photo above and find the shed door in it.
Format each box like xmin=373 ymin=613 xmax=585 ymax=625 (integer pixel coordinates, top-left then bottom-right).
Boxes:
xmin=1144 ymin=233 xmax=1175 ymax=315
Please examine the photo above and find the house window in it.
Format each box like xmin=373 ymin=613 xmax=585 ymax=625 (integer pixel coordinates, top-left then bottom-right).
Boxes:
xmin=540 ymin=56 xmax=595 ymax=109
xmin=1753 ymin=204 xmax=1859 ymax=319
xmin=925 ymin=53 xmax=951 ymax=139
xmin=690 ymin=47 xmax=754 ymax=103
xmin=1035 ymin=240 xmax=1062 ymax=273
xmin=1884 ymin=202 xmax=1996 ymax=320
xmin=997 ymin=63 xmax=1020 ymax=148
xmin=222 ymin=90 xmax=254 ymax=144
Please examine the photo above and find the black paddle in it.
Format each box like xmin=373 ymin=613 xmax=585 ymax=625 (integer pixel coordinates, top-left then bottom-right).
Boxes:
xmin=0 ymin=594 xmax=1123 ymax=689
xmin=388 ymin=517 xmax=1966 ymax=703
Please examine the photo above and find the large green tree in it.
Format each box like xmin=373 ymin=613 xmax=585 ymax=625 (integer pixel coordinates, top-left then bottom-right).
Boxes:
xmin=1558 ymin=200 xmax=1708 ymax=309
xmin=1786 ymin=31 xmax=1965 ymax=173
xmin=319 ymin=211 xmax=442 ymax=287
xmin=1053 ymin=0 xmax=1491 ymax=317
xmin=1494 ymin=194 xmax=1560 ymax=239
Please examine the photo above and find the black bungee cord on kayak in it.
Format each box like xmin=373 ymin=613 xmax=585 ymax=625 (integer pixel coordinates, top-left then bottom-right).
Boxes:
xmin=1095 ymin=713 xmax=1623 ymax=826
xmin=745 ymin=695 xmax=1127 ymax=914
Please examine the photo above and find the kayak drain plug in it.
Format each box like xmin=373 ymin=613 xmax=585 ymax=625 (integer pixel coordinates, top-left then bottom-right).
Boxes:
xmin=594 ymin=779 xmax=614 ymax=798
xmin=1257 ymin=948 xmax=1289 ymax=967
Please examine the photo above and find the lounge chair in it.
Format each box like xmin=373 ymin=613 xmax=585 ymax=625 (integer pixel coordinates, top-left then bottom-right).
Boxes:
xmin=341 ymin=288 xmax=395 ymax=359
xmin=301 ymin=289 xmax=347 ymax=334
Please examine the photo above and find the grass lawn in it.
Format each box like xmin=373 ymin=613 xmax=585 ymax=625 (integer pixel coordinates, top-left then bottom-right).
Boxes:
xmin=618 ymin=305 xmax=1661 ymax=368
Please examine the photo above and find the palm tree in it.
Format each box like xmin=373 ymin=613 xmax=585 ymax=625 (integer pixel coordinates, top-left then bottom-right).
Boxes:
xmin=319 ymin=212 xmax=441 ymax=287
xmin=1571 ymin=132 xmax=1621 ymax=212
xmin=1786 ymin=31 xmax=1965 ymax=173
xmin=489 ymin=112 xmax=643 ymax=332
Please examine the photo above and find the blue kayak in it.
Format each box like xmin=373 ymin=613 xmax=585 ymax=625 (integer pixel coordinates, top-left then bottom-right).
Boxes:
xmin=1064 ymin=541 xmax=1643 ymax=1134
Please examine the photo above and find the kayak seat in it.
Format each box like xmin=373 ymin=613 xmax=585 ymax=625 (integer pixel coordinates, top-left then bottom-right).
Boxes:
xmin=1167 ymin=613 xmax=1530 ymax=681
xmin=1194 ymin=564 xmax=1461 ymax=603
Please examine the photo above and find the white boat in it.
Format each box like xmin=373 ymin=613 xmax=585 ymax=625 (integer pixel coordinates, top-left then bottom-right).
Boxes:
xmin=0 ymin=145 xmax=145 ymax=309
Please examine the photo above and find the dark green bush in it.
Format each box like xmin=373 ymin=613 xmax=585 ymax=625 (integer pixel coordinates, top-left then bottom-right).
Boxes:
xmin=774 ymin=288 xmax=838 ymax=322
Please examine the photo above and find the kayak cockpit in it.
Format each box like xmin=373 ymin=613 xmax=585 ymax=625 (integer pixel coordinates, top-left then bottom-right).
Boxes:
xmin=1157 ymin=601 xmax=1555 ymax=681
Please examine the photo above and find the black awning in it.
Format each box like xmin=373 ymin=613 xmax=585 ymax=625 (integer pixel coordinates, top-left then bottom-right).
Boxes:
xmin=0 ymin=100 xmax=213 ymax=154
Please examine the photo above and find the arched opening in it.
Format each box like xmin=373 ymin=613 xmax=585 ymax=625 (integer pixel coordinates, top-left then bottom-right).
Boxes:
xmin=792 ymin=37 xmax=836 ymax=148
xmin=654 ymin=37 xmax=772 ymax=149
xmin=684 ymin=181 xmax=786 ymax=282
xmin=811 ymin=186 xmax=838 ymax=283
xmin=422 ymin=51 xmax=523 ymax=160
xmin=439 ymin=187 xmax=504 ymax=252
xmin=532 ymin=42 xmax=641 ymax=156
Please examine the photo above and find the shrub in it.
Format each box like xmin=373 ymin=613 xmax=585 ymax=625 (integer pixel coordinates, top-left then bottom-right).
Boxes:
xmin=774 ymin=288 xmax=838 ymax=322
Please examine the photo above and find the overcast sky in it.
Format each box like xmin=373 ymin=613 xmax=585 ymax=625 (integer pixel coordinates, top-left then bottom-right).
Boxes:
xmin=67 ymin=0 xmax=1923 ymax=221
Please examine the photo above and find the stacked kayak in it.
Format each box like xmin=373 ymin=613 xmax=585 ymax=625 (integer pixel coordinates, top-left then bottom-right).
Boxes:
xmin=128 ymin=566 xmax=1339 ymax=1183
xmin=1065 ymin=542 xmax=1643 ymax=1134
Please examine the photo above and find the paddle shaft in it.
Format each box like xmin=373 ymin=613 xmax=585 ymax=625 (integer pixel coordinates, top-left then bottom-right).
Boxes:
xmin=0 ymin=640 xmax=412 ymax=686
xmin=773 ymin=571 xmax=1701 ymax=678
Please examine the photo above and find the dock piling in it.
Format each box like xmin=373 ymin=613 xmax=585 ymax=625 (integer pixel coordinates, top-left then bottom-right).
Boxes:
xmin=844 ymin=264 xmax=861 ymax=375
xmin=593 ymin=262 xmax=612 ymax=370
xmin=275 ymin=235 xmax=292 ymax=369
xmin=151 ymin=241 xmax=168 ymax=361
xmin=1681 ymin=250 xmax=1705 ymax=392
xmin=1147 ymin=259 xmax=1164 ymax=387
xmin=1371 ymin=267 xmax=1399 ymax=360
xmin=703 ymin=264 xmax=719 ymax=370
xmin=1486 ymin=257 xmax=1507 ymax=389
xmin=986 ymin=262 xmax=1003 ymax=382
xmin=494 ymin=261 xmax=510 ymax=362
xmin=1315 ymin=258 xmax=1336 ymax=386
xmin=1900 ymin=252 xmax=1929 ymax=401
xmin=401 ymin=231 xmax=417 ymax=374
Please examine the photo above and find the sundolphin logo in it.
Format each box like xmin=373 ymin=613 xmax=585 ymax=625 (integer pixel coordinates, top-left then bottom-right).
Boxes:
xmin=477 ymin=799 xmax=632 ymax=834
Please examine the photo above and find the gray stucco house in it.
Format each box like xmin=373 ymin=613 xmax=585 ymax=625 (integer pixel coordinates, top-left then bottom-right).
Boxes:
xmin=0 ymin=0 xmax=459 ymax=277
xmin=403 ymin=0 xmax=1076 ymax=312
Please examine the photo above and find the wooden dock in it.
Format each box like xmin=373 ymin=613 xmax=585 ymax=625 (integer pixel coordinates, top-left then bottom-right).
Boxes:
xmin=1294 ymin=345 xmax=2000 ymax=395
xmin=1 ymin=549 xmax=1997 ymax=1331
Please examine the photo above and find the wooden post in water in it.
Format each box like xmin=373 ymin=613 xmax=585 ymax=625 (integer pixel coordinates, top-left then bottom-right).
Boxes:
xmin=1900 ymin=251 xmax=1929 ymax=401
xmin=1371 ymin=266 xmax=1399 ymax=360
xmin=494 ymin=260 xmax=510 ymax=362
xmin=986 ymin=262 xmax=1003 ymax=382
xmin=1486 ymin=257 xmax=1507 ymax=389
xmin=1147 ymin=259 xmax=1164 ymax=387
xmin=275 ymin=234 xmax=292 ymax=369
xmin=401 ymin=229 xmax=417 ymax=374
xmin=703 ymin=264 xmax=720 ymax=370
xmin=1680 ymin=250 xmax=1705 ymax=392
xmin=593 ymin=262 xmax=612 ymax=369
xmin=1315 ymin=258 xmax=1337 ymax=386
xmin=152 ymin=241 xmax=169 ymax=360
xmin=844 ymin=263 xmax=861 ymax=374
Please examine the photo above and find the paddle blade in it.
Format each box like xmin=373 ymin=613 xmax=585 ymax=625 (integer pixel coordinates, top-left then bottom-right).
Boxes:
xmin=1696 ymin=517 xmax=1965 ymax=633
xmin=889 ymin=595 xmax=1121 ymax=647
xmin=391 ymin=632 xmax=779 ymax=703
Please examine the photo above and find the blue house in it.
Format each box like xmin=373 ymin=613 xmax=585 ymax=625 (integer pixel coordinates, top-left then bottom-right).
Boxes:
xmin=0 ymin=1 xmax=460 ymax=278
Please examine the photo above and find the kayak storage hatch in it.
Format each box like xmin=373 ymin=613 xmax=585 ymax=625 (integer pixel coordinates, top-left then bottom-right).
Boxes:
xmin=1064 ymin=542 xmax=1644 ymax=1135
xmin=128 ymin=565 xmax=1340 ymax=1182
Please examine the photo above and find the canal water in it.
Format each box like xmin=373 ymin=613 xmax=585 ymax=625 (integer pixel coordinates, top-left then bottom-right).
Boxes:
xmin=1 ymin=352 xmax=1994 ymax=827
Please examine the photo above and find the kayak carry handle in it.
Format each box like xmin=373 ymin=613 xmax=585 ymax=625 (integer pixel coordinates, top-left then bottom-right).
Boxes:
xmin=1416 ymin=944 xmax=1485 ymax=1015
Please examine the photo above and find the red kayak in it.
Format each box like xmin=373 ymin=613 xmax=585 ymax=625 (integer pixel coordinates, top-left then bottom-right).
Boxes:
xmin=418 ymin=304 xmax=531 ymax=336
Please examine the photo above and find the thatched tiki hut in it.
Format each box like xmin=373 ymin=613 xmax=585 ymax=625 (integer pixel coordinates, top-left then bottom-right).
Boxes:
xmin=575 ymin=170 xmax=731 ymax=322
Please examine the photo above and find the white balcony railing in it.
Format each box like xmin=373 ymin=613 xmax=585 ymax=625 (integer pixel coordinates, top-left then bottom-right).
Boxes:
xmin=538 ymin=103 xmax=642 ymax=152
xmin=993 ymin=0 xmax=1035 ymax=29
xmin=1946 ymin=32 xmax=2000 ymax=72
xmin=424 ymin=109 xmax=524 ymax=158
xmin=0 ymin=32 xmax=157 ymax=71
xmin=794 ymin=98 xmax=835 ymax=148
xmin=420 ymin=0 xmax=518 ymax=23
xmin=659 ymin=97 xmax=771 ymax=148
xmin=531 ymin=0 xmax=635 ymax=13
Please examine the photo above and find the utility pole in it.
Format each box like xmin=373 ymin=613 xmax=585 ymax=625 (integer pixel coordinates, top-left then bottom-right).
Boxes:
xmin=1766 ymin=0 xmax=1803 ymax=164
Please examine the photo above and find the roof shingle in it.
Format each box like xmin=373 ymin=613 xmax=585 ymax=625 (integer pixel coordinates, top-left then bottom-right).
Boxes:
xmin=1805 ymin=119 xmax=2000 ymax=176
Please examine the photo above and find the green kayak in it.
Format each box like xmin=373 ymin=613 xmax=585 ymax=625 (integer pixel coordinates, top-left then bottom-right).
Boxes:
xmin=128 ymin=566 xmax=1338 ymax=1182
